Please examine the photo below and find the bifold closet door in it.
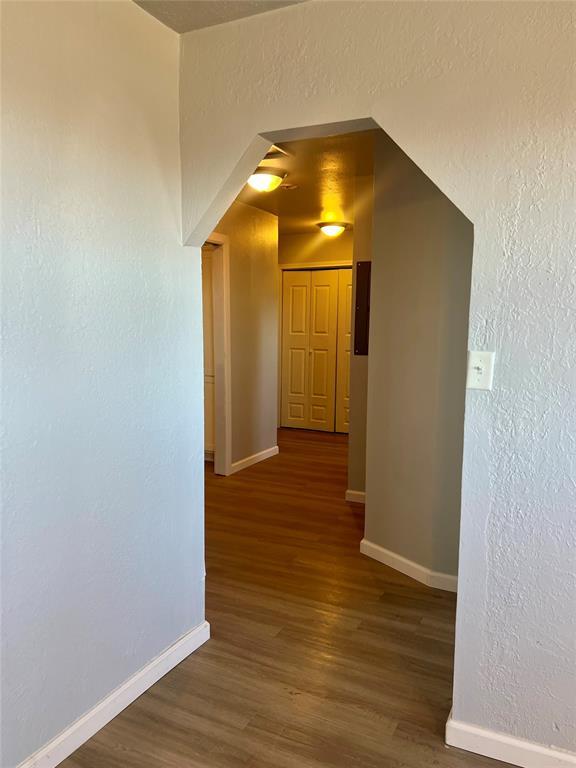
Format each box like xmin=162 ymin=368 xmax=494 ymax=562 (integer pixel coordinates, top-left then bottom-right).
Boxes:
xmin=308 ymin=269 xmax=339 ymax=430
xmin=335 ymin=268 xmax=353 ymax=433
xmin=281 ymin=270 xmax=311 ymax=428
xmin=281 ymin=269 xmax=339 ymax=431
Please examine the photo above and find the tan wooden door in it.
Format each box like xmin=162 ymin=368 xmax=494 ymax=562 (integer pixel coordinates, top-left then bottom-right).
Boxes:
xmin=281 ymin=269 xmax=339 ymax=431
xmin=335 ymin=268 xmax=352 ymax=433
xmin=281 ymin=270 xmax=311 ymax=428
xmin=307 ymin=269 xmax=339 ymax=431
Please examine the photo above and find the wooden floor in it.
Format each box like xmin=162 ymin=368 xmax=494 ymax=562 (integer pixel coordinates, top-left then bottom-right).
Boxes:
xmin=65 ymin=429 xmax=506 ymax=768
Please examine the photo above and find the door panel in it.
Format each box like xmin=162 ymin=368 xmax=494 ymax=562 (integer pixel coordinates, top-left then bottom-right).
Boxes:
xmin=289 ymin=402 xmax=305 ymax=420
xmin=290 ymin=285 xmax=308 ymax=333
xmin=310 ymin=349 xmax=329 ymax=396
xmin=289 ymin=347 xmax=307 ymax=395
xmin=281 ymin=271 xmax=311 ymax=428
xmin=310 ymin=404 xmax=327 ymax=424
xmin=336 ymin=268 xmax=353 ymax=433
xmin=311 ymin=285 xmax=331 ymax=335
xmin=308 ymin=270 xmax=339 ymax=431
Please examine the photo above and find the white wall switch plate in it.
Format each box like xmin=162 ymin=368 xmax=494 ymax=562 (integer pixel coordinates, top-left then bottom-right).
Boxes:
xmin=466 ymin=350 xmax=495 ymax=390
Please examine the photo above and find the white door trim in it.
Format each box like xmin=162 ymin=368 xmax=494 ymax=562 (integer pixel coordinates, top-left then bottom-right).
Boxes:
xmin=279 ymin=261 xmax=352 ymax=270
xmin=206 ymin=232 xmax=232 ymax=476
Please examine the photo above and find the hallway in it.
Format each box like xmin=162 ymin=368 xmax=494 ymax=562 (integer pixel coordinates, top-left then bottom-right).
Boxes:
xmin=65 ymin=429 xmax=506 ymax=768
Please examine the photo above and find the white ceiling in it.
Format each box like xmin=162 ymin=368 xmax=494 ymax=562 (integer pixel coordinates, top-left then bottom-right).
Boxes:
xmin=238 ymin=130 xmax=377 ymax=235
xmin=134 ymin=0 xmax=306 ymax=33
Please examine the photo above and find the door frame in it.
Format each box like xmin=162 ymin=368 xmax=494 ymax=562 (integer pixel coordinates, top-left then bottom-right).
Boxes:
xmin=277 ymin=261 xmax=352 ymax=429
xmin=205 ymin=232 xmax=232 ymax=476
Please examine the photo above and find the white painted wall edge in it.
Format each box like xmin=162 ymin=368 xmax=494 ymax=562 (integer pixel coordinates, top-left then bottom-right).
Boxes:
xmin=17 ymin=621 xmax=210 ymax=768
xmin=446 ymin=712 xmax=576 ymax=768
xmin=230 ymin=445 xmax=279 ymax=475
xmin=360 ymin=538 xmax=457 ymax=592
xmin=207 ymin=233 xmax=232 ymax=477
xmin=345 ymin=489 xmax=366 ymax=504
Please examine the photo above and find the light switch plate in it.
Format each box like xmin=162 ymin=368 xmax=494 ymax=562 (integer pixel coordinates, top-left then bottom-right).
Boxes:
xmin=466 ymin=351 xmax=495 ymax=390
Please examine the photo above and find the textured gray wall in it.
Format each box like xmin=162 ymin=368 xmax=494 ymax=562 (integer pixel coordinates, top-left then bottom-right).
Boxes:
xmin=214 ymin=201 xmax=279 ymax=463
xmin=347 ymin=174 xmax=374 ymax=493
xmin=364 ymin=134 xmax=472 ymax=577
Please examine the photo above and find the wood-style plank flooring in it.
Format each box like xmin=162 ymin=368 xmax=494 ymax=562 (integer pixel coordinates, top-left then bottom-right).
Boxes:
xmin=64 ymin=429 xmax=506 ymax=768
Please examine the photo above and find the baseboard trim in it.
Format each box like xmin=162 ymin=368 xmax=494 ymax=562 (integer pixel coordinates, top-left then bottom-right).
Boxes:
xmin=230 ymin=445 xmax=279 ymax=474
xmin=446 ymin=713 xmax=576 ymax=767
xmin=204 ymin=449 xmax=214 ymax=462
xmin=360 ymin=538 xmax=457 ymax=592
xmin=345 ymin=489 xmax=366 ymax=504
xmin=18 ymin=621 xmax=210 ymax=768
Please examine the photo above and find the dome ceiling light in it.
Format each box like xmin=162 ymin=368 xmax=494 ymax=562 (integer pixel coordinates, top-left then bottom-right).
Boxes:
xmin=317 ymin=222 xmax=349 ymax=238
xmin=247 ymin=167 xmax=287 ymax=192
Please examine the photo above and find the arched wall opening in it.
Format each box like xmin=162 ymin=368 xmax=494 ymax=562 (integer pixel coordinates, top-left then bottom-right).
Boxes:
xmin=192 ymin=116 xmax=474 ymax=712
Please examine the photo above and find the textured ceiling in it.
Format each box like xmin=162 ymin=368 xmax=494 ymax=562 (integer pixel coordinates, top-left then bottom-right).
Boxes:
xmin=134 ymin=0 xmax=306 ymax=33
xmin=238 ymin=130 xmax=377 ymax=234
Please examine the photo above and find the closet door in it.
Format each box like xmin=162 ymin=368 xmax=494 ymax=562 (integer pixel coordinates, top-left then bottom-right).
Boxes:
xmin=281 ymin=270 xmax=311 ymax=428
xmin=308 ymin=269 xmax=339 ymax=431
xmin=335 ymin=268 xmax=352 ymax=433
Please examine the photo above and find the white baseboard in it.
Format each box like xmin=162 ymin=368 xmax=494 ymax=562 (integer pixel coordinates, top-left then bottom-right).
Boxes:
xmin=360 ymin=538 xmax=457 ymax=592
xmin=446 ymin=712 xmax=576 ymax=767
xmin=205 ymin=449 xmax=214 ymax=461
xmin=345 ymin=489 xmax=366 ymax=504
xmin=18 ymin=621 xmax=210 ymax=768
xmin=230 ymin=445 xmax=279 ymax=474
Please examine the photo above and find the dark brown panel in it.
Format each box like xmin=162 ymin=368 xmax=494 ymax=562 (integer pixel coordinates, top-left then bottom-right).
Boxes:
xmin=354 ymin=261 xmax=371 ymax=355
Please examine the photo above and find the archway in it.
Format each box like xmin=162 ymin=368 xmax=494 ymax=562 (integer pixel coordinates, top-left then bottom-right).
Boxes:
xmin=193 ymin=118 xmax=474 ymax=729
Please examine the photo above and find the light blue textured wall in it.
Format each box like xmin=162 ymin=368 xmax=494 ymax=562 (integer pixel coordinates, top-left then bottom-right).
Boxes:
xmin=1 ymin=4 xmax=205 ymax=765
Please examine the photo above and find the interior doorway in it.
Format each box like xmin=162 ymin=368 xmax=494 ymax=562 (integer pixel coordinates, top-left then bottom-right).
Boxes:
xmin=197 ymin=119 xmax=473 ymax=764
xmin=201 ymin=234 xmax=232 ymax=476
xmin=201 ymin=243 xmax=216 ymax=459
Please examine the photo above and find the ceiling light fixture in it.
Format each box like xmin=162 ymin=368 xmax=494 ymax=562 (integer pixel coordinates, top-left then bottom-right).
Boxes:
xmin=247 ymin=168 xmax=287 ymax=192
xmin=317 ymin=222 xmax=348 ymax=238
